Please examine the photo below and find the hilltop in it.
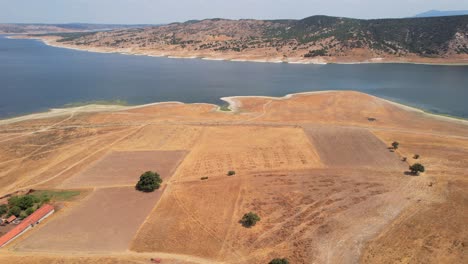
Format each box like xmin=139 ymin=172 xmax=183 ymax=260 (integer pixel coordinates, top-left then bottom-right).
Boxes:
xmin=28 ymin=15 xmax=468 ymax=64
xmin=0 ymin=91 xmax=467 ymax=263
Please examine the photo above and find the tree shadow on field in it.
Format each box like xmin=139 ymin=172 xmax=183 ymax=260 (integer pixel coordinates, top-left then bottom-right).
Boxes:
xmin=404 ymin=171 xmax=419 ymax=177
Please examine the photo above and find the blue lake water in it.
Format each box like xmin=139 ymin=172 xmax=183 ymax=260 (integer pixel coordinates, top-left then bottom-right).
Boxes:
xmin=1 ymin=34 xmax=467 ymax=119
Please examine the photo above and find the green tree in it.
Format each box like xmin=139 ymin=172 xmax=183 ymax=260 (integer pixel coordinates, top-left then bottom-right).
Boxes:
xmin=8 ymin=195 xmax=35 ymax=210
xmin=25 ymin=207 xmax=35 ymax=216
xmin=0 ymin=204 xmax=7 ymax=216
xmin=240 ymin=212 xmax=260 ymax=227
xmin=17 ymin=195 xmax=35 ymax=210
xmin=8 ymin=206 xmax=21 ymax=217
xmin=269 ymin=258 xmax=289 ymax=264
xmin=409 ymin=163 xmax=425 ymax=175
xmin=227 ymin=171 xmax=236 ymax=176
xmin=392 ymin=141 xmax=399 ymax=149
xmin=135 ymin=171 xmax=162 ymax=192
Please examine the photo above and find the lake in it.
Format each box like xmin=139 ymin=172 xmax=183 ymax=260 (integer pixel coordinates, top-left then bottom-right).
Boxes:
xmin=1 ymin=35 xmax=467 ymax=119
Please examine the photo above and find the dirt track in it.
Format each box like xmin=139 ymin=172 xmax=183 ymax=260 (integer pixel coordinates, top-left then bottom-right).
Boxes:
xmin=0 ymin=91 xmax=467 ymax=263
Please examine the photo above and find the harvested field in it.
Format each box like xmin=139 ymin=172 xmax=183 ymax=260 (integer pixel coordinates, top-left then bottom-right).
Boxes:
xmin=173 ymin=126 xmax=323 ymax=182
xmin=303 ymin=125 xmax=405 ymax=169
xmin=14 ymin=187 xmax=163 ymax=252
xmin=132 ymin=167 xmax=418 ymax=263
xmin=113 ymin=125 xmax=204 ymax=151
xmin=60 ymin=150 xmax=186 ymax=188
xmin=0 ymin=91 xmax=467 ymax=264
xmin=132 ymin=177 xmax=243 ymax=259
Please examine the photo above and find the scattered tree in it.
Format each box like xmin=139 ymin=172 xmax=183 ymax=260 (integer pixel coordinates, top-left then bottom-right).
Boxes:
xmin=269 ymin=258 xmax=289 ymax=264
xmin=413 ymin=154 xmax=420 ymax=159
xmin=135 ymin=171 xmax=162 ymax=192
xmin=391 ymin=141 xmax=399 ymax=150
xmin=402 ymin=157 xmax=407 ymax=162
xmin=227 ymin=171 xmax=236 ymax=176
xmin=240 ymin=212 xmax=260 ymax=227
xmin=201 ymin=177 xmax=209 ymax=180
xmin=409 ymin=163 xmax=425 ymax=175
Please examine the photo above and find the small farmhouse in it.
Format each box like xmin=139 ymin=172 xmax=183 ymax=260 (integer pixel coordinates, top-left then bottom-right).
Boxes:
xmin=0 ymin=204 xmax=54 ymax=248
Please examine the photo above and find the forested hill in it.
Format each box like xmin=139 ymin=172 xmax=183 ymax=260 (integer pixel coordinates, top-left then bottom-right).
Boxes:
xmin=35 ymin=15 xmax=468 ymax=61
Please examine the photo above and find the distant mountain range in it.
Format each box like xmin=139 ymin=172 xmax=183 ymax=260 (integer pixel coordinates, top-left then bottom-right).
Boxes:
xmin=414 ymin=10 xmax=468 ymax=18
xmin=0 ymin=23 xmax=155 ymax=34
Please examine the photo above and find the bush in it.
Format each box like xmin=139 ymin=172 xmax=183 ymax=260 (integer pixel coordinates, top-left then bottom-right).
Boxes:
xmin=201 ymin=177 xmax=209 ymax=180
xmin=392 ymin=141 xmax=399 ymax=149
xmin=413 ymin=154 xmax=420 ymax=159
xmin=0 ymin=204 xmax=7 ymax=216
xmin=269 ymin=258 xmax=289 ymax=264
xmin=409 ymin=163 xmax=425 ymax=175
xmin=8 ymin=195 xmax=36 ymax=210
xmin=240 ymin=212 xmax=260 ymax=227
xmin=8 ymin=206 xmax=21 ymax=217
xmin=135 ymin=171 xmax=162 ymax=192
xmin=227 ymin=171 xmax=236 ymax=176
xmin=25 ymin=207 xmax=35 ymax=216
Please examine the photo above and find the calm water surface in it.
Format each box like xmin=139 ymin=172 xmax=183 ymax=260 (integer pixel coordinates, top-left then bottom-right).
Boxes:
xmin=1 ymin=35 xmax=467 ymax=119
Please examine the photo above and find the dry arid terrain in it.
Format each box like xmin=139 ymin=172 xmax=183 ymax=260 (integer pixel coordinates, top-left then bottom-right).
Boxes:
xmin=0 ymin=91 xmax=466 ymax=263
xmin=25 ymin=15 xmax=468 ymax=64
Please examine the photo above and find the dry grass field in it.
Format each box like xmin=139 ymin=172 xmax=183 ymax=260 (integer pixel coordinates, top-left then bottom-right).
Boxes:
xmin=0 ymin=91 xmax=466 ymax=264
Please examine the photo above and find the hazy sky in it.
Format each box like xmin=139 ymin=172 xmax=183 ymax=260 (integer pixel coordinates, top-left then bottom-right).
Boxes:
xmin=1 ymin=0 xmax=467 ymax=24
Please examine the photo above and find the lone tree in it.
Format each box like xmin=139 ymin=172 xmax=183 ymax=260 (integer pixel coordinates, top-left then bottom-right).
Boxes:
xmin=413 ymin=154 xmax=420 ymax=159
xmin=136 ymin=171 xmax=162 ymax=192
xmin=240 ymin=212 xmax=260 ymax=227
xmin=409 ymin=163 xmax=425 ymax=175
xmin=269 ymin=258 xmax=289 ymax=264
xmin=227 ymin=170 xmax=236 ymax=176
xmin=392 ymin=141 xmax=399 ymax=150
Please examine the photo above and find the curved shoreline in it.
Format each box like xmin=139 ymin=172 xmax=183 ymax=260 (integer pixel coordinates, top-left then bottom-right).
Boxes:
xmin=13 ymin=35 xmax=468 ymax=66
xmin=1 ymin=91 xmax=467 ymax=126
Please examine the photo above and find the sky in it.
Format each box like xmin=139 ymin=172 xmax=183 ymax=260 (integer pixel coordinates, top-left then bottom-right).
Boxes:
xmin=1 ymin=0 xmax=467 ymax=24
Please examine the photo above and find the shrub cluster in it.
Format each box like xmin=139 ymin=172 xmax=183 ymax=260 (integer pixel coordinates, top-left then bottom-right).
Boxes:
xmin=136 ymin=171 xmax=163 ymax=192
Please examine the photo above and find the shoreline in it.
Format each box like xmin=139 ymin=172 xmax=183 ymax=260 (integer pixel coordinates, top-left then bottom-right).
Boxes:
xmin=11 ymin=35 xmax=468 ymax=66
xmin=1 ymin=91 xmax=467 ymax=126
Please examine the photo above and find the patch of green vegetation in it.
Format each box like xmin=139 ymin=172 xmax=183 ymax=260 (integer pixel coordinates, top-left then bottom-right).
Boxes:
xmin=219 ymin=105 xmax=231 ymax=112
xmin=240 ymin=212 xmax=261 ymax=227
xmin=31 ymin=190 xmax=81 ymax=202
xmin=136 ymin=171 xmax=163 ymax=192
xmin=63 ymin=99 xmax=129 ymax=108
xmin=0 ymin=190 xmax=82 ymax=219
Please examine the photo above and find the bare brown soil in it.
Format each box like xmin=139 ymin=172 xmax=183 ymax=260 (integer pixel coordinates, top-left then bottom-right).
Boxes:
xmin=0 ymin=91 xmax=466 ymax=263
xmin=13 ymin=187 xmax=164 ymax=252
xmin=60 ymin=150 xmax=186 ymax=188
xmin=304 ymin=125 xmax=406 ymax=169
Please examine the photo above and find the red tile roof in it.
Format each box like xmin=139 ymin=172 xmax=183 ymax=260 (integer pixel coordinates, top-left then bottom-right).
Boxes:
xmin=6 ymin=215 xmax=16 ymax=223
xmin=0 ymin=204 xmax=54 ymax=247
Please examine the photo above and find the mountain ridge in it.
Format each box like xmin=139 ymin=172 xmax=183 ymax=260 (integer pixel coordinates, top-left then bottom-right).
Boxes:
xmin=27 ymin=15 xmax=468 ymax=64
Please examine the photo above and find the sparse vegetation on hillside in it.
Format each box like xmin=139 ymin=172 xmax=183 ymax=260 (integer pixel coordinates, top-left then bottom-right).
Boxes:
xmin=136 ymin=171 xmax=163 ymax=192
xmin=47 ymin=15 xmax=468 ymax=59
xmin=240 ymin=212 xmax=260 ymax=227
